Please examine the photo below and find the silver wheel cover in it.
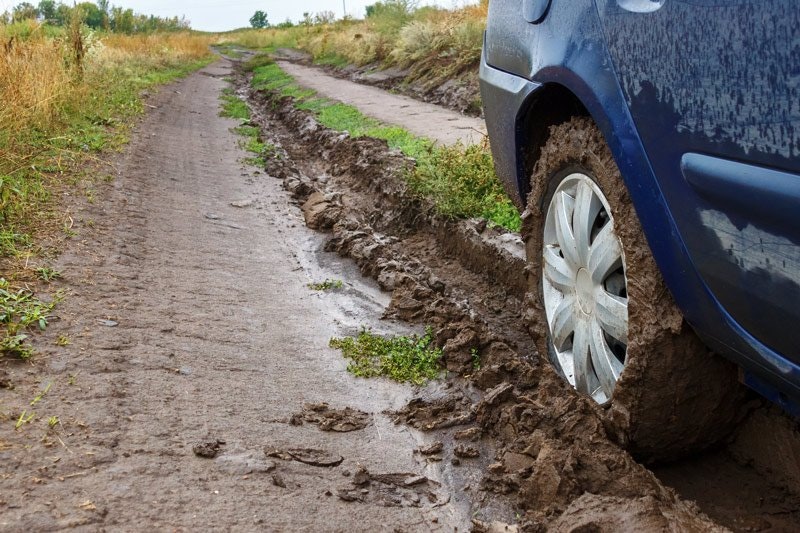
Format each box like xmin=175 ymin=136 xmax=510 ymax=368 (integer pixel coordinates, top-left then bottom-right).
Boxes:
xmin=542 ymin=173 xmax=629 ymax=404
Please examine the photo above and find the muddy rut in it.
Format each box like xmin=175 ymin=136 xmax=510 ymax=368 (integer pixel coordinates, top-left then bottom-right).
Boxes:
xmin=2 ymin=57 xmax=800 ymax=532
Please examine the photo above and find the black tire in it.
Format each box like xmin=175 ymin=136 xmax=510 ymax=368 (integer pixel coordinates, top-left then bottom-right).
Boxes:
xmin=521 ymin=117 xmax=743 ymax=461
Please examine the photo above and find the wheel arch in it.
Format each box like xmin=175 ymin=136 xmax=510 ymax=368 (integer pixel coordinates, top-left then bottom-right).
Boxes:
xmin=516 ymin=82 xmax=590 ymax=204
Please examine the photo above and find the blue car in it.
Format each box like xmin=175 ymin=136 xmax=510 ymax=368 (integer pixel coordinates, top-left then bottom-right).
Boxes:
xmin=480 ymin=0 xmax=799 ymax=455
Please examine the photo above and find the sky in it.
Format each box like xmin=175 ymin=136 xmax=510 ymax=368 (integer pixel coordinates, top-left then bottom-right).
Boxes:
xmin=1 ymin=0 xmax=475 ymax=32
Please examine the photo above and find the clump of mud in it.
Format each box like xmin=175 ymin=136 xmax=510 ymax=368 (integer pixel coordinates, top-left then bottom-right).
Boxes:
xmin=193 ymin=438 xmax=225 ymax=458
xmin=290 ymin=402 xmax=371 ymax=433
xmin=336 ymin=465 xmax=447 ymax=508
xmin=241 ymin=69 xmax=726 ymax=530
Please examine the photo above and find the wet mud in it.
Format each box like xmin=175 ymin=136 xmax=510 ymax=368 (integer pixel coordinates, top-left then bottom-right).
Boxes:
xmin=240 ymin=69 xmax=798 ymax=530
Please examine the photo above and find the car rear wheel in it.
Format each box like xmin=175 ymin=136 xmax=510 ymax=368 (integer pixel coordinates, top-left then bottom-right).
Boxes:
xmin=542 ymin=172 xmax=628 ymax=405
xmin=522 ymin=117 xmax=744 ymax=460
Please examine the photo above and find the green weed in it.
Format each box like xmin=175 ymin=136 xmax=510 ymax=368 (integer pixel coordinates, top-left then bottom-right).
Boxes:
xmin=410 ymin=142 xmax=521 ymax=231
xmin=314 ymin=53 xmax=349 ymax=68
xmin=15 ymin=410 xmax=35 ymax=430
xmin=308 ymin=279 xmax=344 ymax=291
xmin=329 ymin=327 xmax=442 ymax=385
xmin=219 ymin=89 xmax=250 ymax=120
xmin=30 ymin=382 xmax=52 ymax=407
xmin=470 ymin=348 xmax=481 ymax=371
xmin=242 ymin=53 xmax=275 ymax=72
xmin=0 ymin=278 xmax=58 ymax=359
xmin=0 ymin=229 xmax=32 ymax=257
xmin=35 ymin=267 xmax=61 ymax=282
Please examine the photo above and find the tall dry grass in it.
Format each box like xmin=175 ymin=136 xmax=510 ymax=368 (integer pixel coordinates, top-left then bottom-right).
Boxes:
xmin=0 ymin=21 xmax=214 ymax=248
xmin=1 ymin=24 xmax=213 ymax=151
xmin=221 ymin=2 xmax=487 ymax=78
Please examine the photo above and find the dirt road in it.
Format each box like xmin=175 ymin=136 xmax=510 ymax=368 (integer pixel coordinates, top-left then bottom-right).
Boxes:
xmin=276 ymin=61 xmax=487 ymax=146
xmin=0 ymin=59 xmax=480 ymax=530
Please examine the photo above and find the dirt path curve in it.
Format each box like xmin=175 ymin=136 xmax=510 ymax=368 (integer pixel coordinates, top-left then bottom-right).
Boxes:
xmin=277 ymin=61 xmax=487 ymax=146
xmin=1 ymin=59 xmax=470 ymax=531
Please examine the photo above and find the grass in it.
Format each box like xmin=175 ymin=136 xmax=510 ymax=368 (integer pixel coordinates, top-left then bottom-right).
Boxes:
xmin=330 ymin=327 xmax=442 ymax=385
xmin=35 ymin=267 xmax=61 ymax=282
xmin=221 ymin=87 xmax=280 ymax=167
xmin=0 ymin=279 xmax=59 ymax=359
xmin=308 ymin=279 xmax=344 ymax=291
xmin=220 ymin=90 xmax=250 ymax=120
xmin=250 ymin=61 xmax=521 ymax=231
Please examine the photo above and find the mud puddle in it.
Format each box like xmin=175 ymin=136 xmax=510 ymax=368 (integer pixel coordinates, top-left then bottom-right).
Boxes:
xmin=240 ymin=62 xmax=800 ymax=531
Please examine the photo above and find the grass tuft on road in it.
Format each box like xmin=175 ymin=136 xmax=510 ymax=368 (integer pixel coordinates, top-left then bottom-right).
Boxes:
xmin=221 ymin=87 xmax=279 ymax=167
xmin=330 ymin=328 xmax=442 ymax=385
xmin=249 ymin=61 xmax=521 ymax=231
xmin=220 ymin=88 xmax=251 ymax=120
xmin=0 ymin=279 xmax=59 ymax=359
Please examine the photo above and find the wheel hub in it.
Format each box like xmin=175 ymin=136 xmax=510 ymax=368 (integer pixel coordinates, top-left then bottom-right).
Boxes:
xmin=575 ymin=268 xmax=594 ymax=315
xmin=541 ymin=173 xmax=629 ymax=405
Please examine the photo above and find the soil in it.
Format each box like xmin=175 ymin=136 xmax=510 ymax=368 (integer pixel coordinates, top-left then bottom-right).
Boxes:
xmin=2 ymin=56 xmax=800 ymax=532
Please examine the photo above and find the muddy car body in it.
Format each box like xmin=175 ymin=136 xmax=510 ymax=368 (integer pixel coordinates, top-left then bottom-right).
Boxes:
xmin=480 ymin=1 xmax=800 ymax=417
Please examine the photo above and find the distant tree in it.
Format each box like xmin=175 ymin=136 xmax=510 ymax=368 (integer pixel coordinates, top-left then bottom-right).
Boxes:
xmin=275 ymin=18 xmax=294 ymax=29
xmin=37 ymin=0 xmax=56 ymax=22
xmin=300 ymin=12 xmax=312 ymax=26
xmin=249 ymin=10 xmax=268 ymax=28
xmin=75 ymin=2 xmax=103 ymax=28
xmin=54 ymin=3 xmax=71 ymax=25
xmin=12 ymin=2 xmax=39 ymax=22
xmin=110 ymin=6 xmax=134 ymax=33
xmin=96 ymin=0 xmax=110 ymax=29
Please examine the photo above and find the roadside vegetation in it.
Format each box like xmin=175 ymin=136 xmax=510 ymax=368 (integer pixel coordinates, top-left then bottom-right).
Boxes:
xmin=330 ymin=327 xmax=442 ymax=385
xmin=1 ymin=3 xmax=216 ymax=358
xmin=221 ymin=1 xmax=486 ymax=89
xmin=248 ymin=60 xmax=521 ymax=231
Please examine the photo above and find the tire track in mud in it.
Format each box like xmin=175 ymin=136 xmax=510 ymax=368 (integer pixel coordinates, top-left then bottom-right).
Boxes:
xmin=242 ymin=62 xmax=800 ymax=531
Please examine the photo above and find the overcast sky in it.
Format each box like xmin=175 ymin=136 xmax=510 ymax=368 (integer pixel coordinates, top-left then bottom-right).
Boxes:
xmin=1 ymin=0 xmax=475 ymax=32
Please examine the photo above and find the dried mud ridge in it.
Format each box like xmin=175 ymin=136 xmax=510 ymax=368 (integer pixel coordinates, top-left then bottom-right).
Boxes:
xmin=240 ymin=73 xmax=729 ymax=530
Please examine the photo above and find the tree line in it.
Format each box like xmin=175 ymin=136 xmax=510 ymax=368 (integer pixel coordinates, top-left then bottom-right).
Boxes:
xmin=3 ymin=1 xmax=191 ymax=33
